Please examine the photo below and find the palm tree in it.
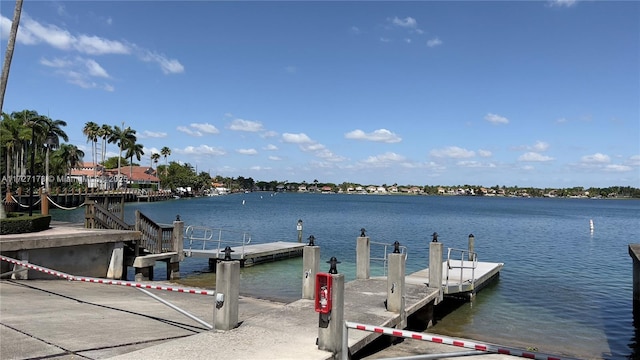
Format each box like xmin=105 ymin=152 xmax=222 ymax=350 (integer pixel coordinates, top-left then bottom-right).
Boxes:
xmin=12 ymin=110 xmax=38 ymax=177
xmin=0 ymin=112 xmax=29 ymax=189
xmin=161 ymin=146 xmax=171 ymax=177
xmin=40 ymin=118 xmax=67 ymax=193
xmin=109 ymin=123 xmax=136 ymax=187
xmin=98 ymin=124 xmax=112 ymax=166
xmin=82 ymin=121 xmax=99 ymax=187
xmin=151 ymin=152 xmax=160 ymax=169
xmin=0 ymin=0 xmax=24 ymax=113
xmin=125 ymin=141 xmax=144 ymax=187
xmin=56 ymin=143 xmax=84 ymax=177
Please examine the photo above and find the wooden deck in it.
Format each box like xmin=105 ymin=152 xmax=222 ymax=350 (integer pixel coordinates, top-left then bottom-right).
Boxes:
xmin=185 ymin=241 xmax=306 ymax=267
xmin=406 ymin=260 xmax=504 ymax=298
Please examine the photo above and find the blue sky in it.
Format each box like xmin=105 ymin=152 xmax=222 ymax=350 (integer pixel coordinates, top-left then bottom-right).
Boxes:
xmin=1 ymin=0 xmax=638 ymax=188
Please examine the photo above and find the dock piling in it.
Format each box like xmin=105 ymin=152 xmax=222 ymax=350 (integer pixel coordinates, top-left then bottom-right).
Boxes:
xmin=214 ymin=258 xmax=240 ymax=331
xmin=302 ymin=237 xmax=320 ymax=300
xmin=429 ymin=241 xmax=443 ymax=304
xmin=356 ymin=230 xmax=370 ymax=280
xmin=386 ymin=247 xmax=405 ymax=316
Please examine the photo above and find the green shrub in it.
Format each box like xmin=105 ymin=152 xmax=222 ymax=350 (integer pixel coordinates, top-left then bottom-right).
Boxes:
xmin=0 ymin=214 xmax=51 ymax=235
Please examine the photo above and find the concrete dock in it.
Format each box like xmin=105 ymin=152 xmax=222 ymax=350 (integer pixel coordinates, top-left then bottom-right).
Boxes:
xmin=0 ymin=279 xmax=516 ymax=360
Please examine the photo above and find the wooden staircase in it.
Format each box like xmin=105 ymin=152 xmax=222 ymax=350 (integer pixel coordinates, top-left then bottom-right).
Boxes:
xmin=84 ymin=196 xmax=184 ymax=281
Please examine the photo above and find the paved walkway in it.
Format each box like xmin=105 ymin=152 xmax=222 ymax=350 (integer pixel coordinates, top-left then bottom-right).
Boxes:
xmin=0 ymin=279 xmax=525 ymax=360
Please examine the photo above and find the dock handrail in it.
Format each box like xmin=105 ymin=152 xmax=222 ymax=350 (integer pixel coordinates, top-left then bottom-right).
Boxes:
xmin=185 ymin=225 xmax=252 ymax=260
xmin=370 ymin=240 xmax=408 ymax=276
xmin=86 ymin=200 xmax=133 ymax=231
xmin=445 ymin=247 xmax=478 ymax=293
xmin=135 ymin=210 xmax=174 ymax=254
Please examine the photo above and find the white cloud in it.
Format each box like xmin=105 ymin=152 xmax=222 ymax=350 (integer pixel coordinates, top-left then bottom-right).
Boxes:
xmin=262 ymin=130 xmax=279 ymax=138
xmin=139 ymin=130 xmax=167 ymax=139
xmin=430 ymin=146 xmax=475 ymax=159
xmin=84 ymin=59 xmax=109 ymax=78
xmin=380 ymin=37 xmax=391 ymax=43
xmin=604 ymin=164 xmax=632 ymax=172
xmin=264 ymin=144 xmax=278 ymax=151
xmin=177 ymin=123 xmax=219 ymax=137
xmin=237 ymin=148 xmax=258 ymax=155
xmin=350 ymin=26 xmax=361 ymax=35
xmin=532 ymin=141 xmax=550 ymax=152
xmin=177 ymin=126 xmax=202 ymax=137
xmin=316 ymin=149 xmax=346 ymax=162
xmin=518 ymin=152 xmax=554 ymax=162
xmin=547 ymin=0 xmax=578 ymax=7
xmin=282 ymin=133 xmax=313 ymax=144
xmin=229 ymin=118 xmax=264 ymax=132
xmin=427 ymin=37 xmax=442 ymax=48
xmin=137 ymin=48 xmax=184 ymax=74
xmin=0 ymin=13 xmax=184 ymax=77
xmin=268 ymin=155 xmax=282 ymax=161
xmin=363 ymin=152 xmax=406 ymax=165
xmin=581 ymin=153 xmax=610 ymax=164
xmin=628 ymin=155 xmax=640 ymax=166
xmin=390 ymin=16 xmax=417 ymax=29
xmin=40 ymin=56 xmax=112 ymax=90
xmin=484 ymin=113 xmax=509 ymax=125
xmin=345 ymin=129 xmax=402 ymax=143
xmin=174 ymin=145 xmax=225 ymax=156
xmin=190 ymin=123 xmax=220 ymax=134
xmin=477 ymin=149 xmax=492 ymax=157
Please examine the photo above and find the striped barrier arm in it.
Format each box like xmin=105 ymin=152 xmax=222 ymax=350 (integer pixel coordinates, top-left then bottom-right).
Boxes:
xmin=344 ymin=321 xmax=577 ymax=360
xmin=0 ymin=255 xmax=215 ymax=296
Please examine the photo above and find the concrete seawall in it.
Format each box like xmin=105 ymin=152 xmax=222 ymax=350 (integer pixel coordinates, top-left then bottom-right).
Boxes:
xmin=630 ymin=244 xmax=640 ymax=311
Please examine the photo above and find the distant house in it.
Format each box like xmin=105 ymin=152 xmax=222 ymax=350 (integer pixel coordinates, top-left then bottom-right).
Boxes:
xmin=69 ymin=164 xmax=160 ymax=190
xmin=298 ymin=184 xmax=308 ymax=192
xmin=321 ymin=185 xmax=333 ymax=194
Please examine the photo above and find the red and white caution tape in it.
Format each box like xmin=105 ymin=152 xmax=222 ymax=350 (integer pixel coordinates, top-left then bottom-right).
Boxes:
xmin=345 ymin=321 xmax=576 ymax=360
xmin=1 ymin=255 xmax=74 ymax=280
xmin=0 ymin=255 xmax=214 ymax=296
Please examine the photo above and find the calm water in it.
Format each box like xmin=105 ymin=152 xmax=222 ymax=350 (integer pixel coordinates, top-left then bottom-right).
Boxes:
xmin=53 ymin=193 xmax=640 ymax=359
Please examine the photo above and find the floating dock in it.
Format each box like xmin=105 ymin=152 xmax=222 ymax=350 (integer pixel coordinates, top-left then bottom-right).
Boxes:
xmin=407 ymin=260 xmax=504 ymax=298
xmin=186 ymin=241 xmax=306 ymax=267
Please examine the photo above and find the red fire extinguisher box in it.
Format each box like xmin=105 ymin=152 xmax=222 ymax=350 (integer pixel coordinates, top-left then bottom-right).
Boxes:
xmin=315 ymin=272 xmax=332 ymax=313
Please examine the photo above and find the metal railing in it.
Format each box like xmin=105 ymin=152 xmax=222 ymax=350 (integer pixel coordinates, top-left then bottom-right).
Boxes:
xmin=370 ymin=240 xmax=408 ymax=276
xmin=445 ymin=247 xmax=478 ymax=294
xmin=185 ymin=225 xmax=252 ymax=260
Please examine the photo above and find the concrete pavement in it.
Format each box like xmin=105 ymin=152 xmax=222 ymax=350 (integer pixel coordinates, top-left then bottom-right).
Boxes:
xmin=0 ymin=279 xmax=527 ymax=360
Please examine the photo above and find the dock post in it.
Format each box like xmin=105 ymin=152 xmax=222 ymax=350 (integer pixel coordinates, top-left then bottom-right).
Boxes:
xmin=429 ymin=240 xmax=443 ymax=303
xmin=318 ymin=257 xmax=345 ymax=358
xmin=468 ymin=234 xmax=475 ymax=261
xmin=40 ymin=189 xmax=49 ymax=215
xmin=356 ymin=228 xmax=370 ymax=279
xmin=214 ymin=256 xmax=240 ymax=331
xmin=297 ymin=219 xmax=303 ymax=243
xmin=11 ymin=251 xmax=29 ymax=280
xmin=387 ymin=242 xmax=406 ymax=320
xmin=168 ymin=215 xmax=184 ymax=280
xmin=302 ymin=235 xmax=320 ymax=300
